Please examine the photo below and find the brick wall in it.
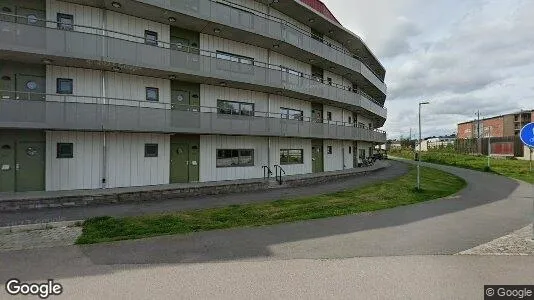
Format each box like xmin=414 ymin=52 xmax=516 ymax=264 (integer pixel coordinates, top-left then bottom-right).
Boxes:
xmin=457 ymin=122 xmax=474 ymax=139
xmin=482 ymin=117 xmax=504 ymax=137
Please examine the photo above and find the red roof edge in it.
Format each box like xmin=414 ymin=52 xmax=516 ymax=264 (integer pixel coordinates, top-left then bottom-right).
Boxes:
xmin=297 ymin=0 xmax=341 ymax=26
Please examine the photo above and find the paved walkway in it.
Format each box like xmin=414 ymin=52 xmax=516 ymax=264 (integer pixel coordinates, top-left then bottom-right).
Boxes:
xmin=0 ymin=161 xmax=407 ymax=227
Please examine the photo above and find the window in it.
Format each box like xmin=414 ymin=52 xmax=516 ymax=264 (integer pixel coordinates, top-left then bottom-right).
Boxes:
xmin=359 ymin=149 xmax=366 ymax=159
xmin=280 ymin=107 xmax=303 ymax=121
xmin=216 ymin=51 xmax=254 ymax=65
xmin=216 ymin=149 xmax=254 ymax=167
xmin=56 ymin=78 xmax=73 ymax=94
xmin=327 ymin=112 xmax=332 ymax=121
xmin=145 ymin=30 xmax=158 ymax=46
xmin=369 ymin=123 xmax=373 ymax=130
xmin=349 ymin=146 xmax=352 ymax=154
xmin=358 ymin=122 xmax=366 ymax=129
xmin=327 ymin=77 xmax=332 ymax=85
xmin=348 ymin=116 xmax=352 ymax=124
xmin=280 ymin=149 xmax=303 ymax=165
xmin=57 ymin=143 xmax=73 ymax=158
xmin=146 ymin=87 xmax=159 ymax=101
xmin=217 ymin=100 xmax=254 ymax=116
xmin=57 ymin=13 xmax=73 ymax=31
xmin=144 ymin=144 xmax=158 ymax=157
xmin=327 ymin=146 xmax=332 ymax=154
xmin=281 ymin=66 xmax=303 ymax=77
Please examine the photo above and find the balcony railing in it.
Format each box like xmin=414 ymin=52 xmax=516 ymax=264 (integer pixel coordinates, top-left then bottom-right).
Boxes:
xmin=0 ymin=90 xmax=387 ymax=143
xmin=0 ymin=12 xmax=387 ymax=120
xmin=212 ymin=0 xmax=386 ymax=82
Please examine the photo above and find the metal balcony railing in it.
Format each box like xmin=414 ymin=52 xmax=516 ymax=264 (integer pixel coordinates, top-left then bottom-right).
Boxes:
xmin=0 ymin=90 xmax=387 ymax=143
xmin=0 ymin=11 xmax=386 ymax=108
xmin=212 ymin=0 xmax=386 ymax=82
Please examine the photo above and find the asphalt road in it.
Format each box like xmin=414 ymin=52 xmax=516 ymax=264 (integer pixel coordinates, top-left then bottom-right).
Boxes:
xmin=1 ymin=160 xmax=532 ymax=299
xmin=4 ymin=256 xmax=533 ymax=300
xmin=0 ymin=161 xmax=408 ymax=226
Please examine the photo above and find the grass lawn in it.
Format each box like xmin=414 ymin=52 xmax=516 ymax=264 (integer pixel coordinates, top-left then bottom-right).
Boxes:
xmin=390 ymin=150 xmax=534 ymax=184
xmin=76 ymin=165 xmax=466 ymax=244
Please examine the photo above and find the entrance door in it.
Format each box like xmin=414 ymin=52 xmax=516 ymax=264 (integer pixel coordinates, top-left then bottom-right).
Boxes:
xmin=170 ymin=136 xmax=200 ymax=183
xmin=171 ymin=90 xmax=190 ymax=111
xmin=0 ymin=141 xmax=15 ymax=192
xmin=311 ymin=103 xmax=323 ymax=123
xmin=15 ymin=141 xmax=45 ymax=192
xmin=16 ymin=8 xmax=46 ymax=27
xmin=16 ymin=74 xmax=45 ymax=100
xmin=353 ymin=141 xmax=358 ymax=168
xmin=0 ymin=135 xmax=45 ymax=193
xmin=311 ymin=140 xmax=324 ymax=173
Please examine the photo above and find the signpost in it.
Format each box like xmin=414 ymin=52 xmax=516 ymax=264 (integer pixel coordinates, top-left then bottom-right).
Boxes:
xmin=519 ymin=123 xmax=534 ymax=240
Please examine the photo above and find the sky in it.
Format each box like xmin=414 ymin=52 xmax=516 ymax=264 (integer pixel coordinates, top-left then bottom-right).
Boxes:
xmin=322 ymin=0 xmax=534 ymax=139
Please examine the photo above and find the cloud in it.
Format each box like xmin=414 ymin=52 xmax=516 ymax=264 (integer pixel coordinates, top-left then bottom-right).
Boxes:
xmin=376 ymin=17 xmax=422 ymax=58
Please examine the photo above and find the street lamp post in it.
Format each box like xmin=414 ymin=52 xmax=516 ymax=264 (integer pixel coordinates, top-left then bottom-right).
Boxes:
xmin=417 ymin=101 xmax=430 ymax=190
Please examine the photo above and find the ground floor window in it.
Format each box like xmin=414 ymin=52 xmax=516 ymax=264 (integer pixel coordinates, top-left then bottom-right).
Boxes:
xmin=359 ymin=149 xmax=366 ymax=159
xmin=217 ymin=149 xmax=254 ymax=167
xmin=280 ymin=149 xmax=303 ymax=165
xmin=144 ymin=144 xmax=159 ymax=157
xmin=56 ymin=143 xmax=73 ymax=158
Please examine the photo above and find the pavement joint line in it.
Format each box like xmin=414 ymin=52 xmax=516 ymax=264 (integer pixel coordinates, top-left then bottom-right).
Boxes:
xmin=0 ymin=220 xmax=84 ymax=235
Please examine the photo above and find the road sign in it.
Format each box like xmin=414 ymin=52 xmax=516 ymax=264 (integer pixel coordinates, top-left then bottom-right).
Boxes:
xmin=519 ymin=122 xmax=534 ymax=147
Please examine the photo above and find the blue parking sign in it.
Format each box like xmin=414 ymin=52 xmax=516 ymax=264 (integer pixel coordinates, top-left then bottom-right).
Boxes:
xmin=519 ymin=122 xmax=534 ymax=147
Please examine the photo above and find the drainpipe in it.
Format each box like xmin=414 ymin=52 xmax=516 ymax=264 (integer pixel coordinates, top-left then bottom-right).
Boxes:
xmin=101 ymin=9 xmax=107 ymax=189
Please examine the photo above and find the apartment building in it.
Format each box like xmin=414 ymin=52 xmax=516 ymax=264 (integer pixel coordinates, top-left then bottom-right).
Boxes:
xmin=457 ymin=110 xmax=533 ymax=139
xmin=0 ymin=0 xmax=387 ymax=192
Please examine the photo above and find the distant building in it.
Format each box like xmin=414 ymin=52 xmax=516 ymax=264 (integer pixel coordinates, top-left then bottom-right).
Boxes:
xmin=457 ymin=110 xmax=534 ymax=139
xmin=418 ymin=137 xmax=455 ymax=151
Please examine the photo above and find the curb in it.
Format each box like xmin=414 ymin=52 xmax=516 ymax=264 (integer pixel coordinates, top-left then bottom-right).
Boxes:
xmin=0 ymin=220 xmax=83 ymax=235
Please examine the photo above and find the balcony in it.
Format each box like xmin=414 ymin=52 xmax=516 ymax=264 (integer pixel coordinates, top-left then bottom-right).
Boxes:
xmin=0 ymin=15 xmax=387 ymax=122
xmin=62 ymin=0 xmax=387 ymax=97
xmin=0 ymin=92 xmax=387 ymax=144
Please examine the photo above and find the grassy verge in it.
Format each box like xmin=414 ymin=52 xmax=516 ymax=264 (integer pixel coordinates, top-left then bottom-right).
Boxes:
xmin=76 ymin=165 xmax=466 ymax=244
xmin=390 ymin=150 xmax=534 ymax=183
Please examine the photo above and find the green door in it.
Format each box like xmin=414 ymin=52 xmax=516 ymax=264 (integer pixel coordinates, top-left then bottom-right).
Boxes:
xmin=171 ymin=90 xmax=190 ymax=111
xmin=0 ymin=141 xmax=15 ymax=192
xmin=16 ymin=7 xmax=46 ymax=27
xmin=15 ymin=141 xmax=45 ymax=192
xmin=170 ymin=140 xmax=200 ymax=183
xmin=170 ymin=143 xmax=189 ymax=183
xmin=16 ymin=74 xmax=45 ymax=100
xmin=311 ymin=140 xmax=323 ymax=173
xmin=188 ymin=142 xmax=200 ymax=182
xmin=353 ymin=141 xmax=358 ymax=168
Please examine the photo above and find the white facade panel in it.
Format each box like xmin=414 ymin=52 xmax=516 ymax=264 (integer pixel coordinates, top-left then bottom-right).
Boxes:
xmin=268 ymin=51 xmax=311 ymax=75
xmin=200 ymin=34 xmax=268 ymax=62
xmin=46 ymin=0 xmax=103 ymax=34
xmin=269 ymin=94 xmax=312 ymax=119
xmin=323 ymin=139 xmax=344 ymax=172
xmin=227 ymin=0 xmax=269 ymax=14
xmin=270 ymin=137 xmax=312 ymax=176
xmin=45 ymin=65 xmax=102 ymax=103
xmin=323 ymin=70 xmax=343 ymax=87
xmin=323 ymin=105 xmax=343 ymax=124
xmin=105 ymin=72 xmax=171 ymax=108
xmin=200 ymin=85 xmax=268 ymax=115
xmin=199 ymin=135 xmax=269 ymax=182
xmin=270 ymin=9 xmax=311 ymax=33
xmin=46 ymin=131 xmax=103 ymax=191
xmin=46 ymin=131 xmax=169 ymax=191
xmin=106 ymin=132 xmax=170 ymax=188
xmin=105 ymin=10 xmax=170 ymax=48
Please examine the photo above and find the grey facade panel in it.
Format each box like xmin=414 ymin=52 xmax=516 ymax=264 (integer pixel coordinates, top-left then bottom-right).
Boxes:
xmin=0 ymin=100 xmax=386 ymax=143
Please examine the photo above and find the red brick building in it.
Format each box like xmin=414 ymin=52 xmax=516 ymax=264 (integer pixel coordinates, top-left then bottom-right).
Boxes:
xmin=457 ymin=110 xmax=533 ymax=139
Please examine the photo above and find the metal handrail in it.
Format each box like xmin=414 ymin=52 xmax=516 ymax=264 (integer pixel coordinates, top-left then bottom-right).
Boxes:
xmin=212 ymin=0 xmax=386 ymax=83
xmin=262 ymin=165 xmax=273 ymax=179
xmin=0 ymin=89 xmax=386 ymax=133
xmin=0 ymin=12 xmax=385 ymax=108
xmin=273 ymin=165 xmax=286 ymax=185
